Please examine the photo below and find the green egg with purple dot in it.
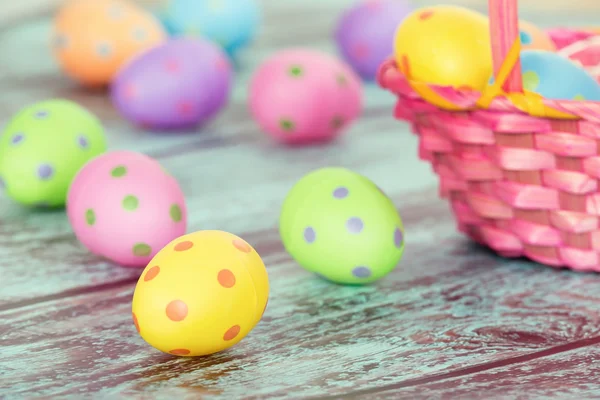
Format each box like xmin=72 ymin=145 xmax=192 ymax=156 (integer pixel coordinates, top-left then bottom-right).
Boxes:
xmin=0 ymin=99 xmax=107 ymax=207
xmin=279 ymin=167 xmax=405 ymax=285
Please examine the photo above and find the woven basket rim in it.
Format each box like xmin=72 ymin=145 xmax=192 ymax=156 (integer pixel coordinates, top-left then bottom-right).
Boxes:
xmin=376 ymin=39 xmax=600 ymax=124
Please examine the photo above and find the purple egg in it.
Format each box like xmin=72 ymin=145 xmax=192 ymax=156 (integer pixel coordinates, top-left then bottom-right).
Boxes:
xmin=334 ymin=0 xmax=412 ymax=81
xmin=111 ymin=37 xmax=233 ymax=130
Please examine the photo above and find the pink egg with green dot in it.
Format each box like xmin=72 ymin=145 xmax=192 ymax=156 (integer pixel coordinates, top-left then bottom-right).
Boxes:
xmin=67 ymin=150 xmax=187 ymax=267
xmin=279 ymin=167 xmax=404 ymax=285
xmin=0 ymin=99 xmax=107 ymax=208
xmin=249 ymin=48 xmax=363 ymax=145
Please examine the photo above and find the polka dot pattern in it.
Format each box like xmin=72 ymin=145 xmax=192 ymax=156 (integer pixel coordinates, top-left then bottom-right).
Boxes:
xmin=166 ymin=300 xmax=188 ymax=321
xmin=333 ymin=187 xmax=349 ymax=199
xmin=522 ymin=70 xmax=540 ymax=91
xmin=169 ymin=349 xmax=190 ymax=355
xmin=85 ymin=209 xmax=96 ymax=226
xmin=223 ymin=325 xmax=241 ymax=341
xmin=130 ymin=230 xmax=268 ymax=357
xmin=331 ymin=116 xmax=345 ymax=129
xmin=78 ymin=135 xmax=89 ymax=149
xmin=122 ymin=195 xmax=139 ymax=211
xmin=304 ymin=227 xmax=316 ymax=243
xmin=519 ymin=30 xmax=533 ymax=45
xmin=289 ymin=65 xmax=303 ymax=77
xmin=279 ymin=119 xmax=295 ymax=132
xmin=11 ymin=133 xmax=24 ymax=145
xmin=38 ymin=164 xmax=54 ymax=180
xmin=144 ymin=265 xmax=160 ymax=281
xmin=232 ymin=239 xmax=251 ymax=253
xmin=178 ymin=101 xmax=194 ymax=115
xmin=394 ymin=228 xmax=403 ymax=248
xmin=111 ymin=165 xmax=127 ymax=177
xmin=34 ymin=110 xmax=49 ymax=119
xmin=133 ymin=243 xmax=152 ymax=257
xmin=132 ymin=27 xmax=147 ymax=41
xmin=279 ymin=167 xmax=405 ymax=285
xmin=96 ymin=42 xmax=113 ymax=58
xmin=170 ymin=204 xmax=182 ymax=222
xmin=174 ymin=241 xmax=194 ymax=252
xmin=132 ymin=312 xmax=140 ymax=333
xmin=419 ymin=10 xmax=434 ymax=20
xmin=346 ymin=217 xmax=364 ymax=234
xmin=218 ymin=269 xmax=236 ymax=288
xmin=352 ymin=266 xmax=372 ymax=278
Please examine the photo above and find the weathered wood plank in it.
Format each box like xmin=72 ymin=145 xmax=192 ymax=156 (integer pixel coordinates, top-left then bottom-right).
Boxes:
xmin=354 ymin=341 xmax=600 ymax=399
xmin=3 ymin=202 xmax=600 ymax=398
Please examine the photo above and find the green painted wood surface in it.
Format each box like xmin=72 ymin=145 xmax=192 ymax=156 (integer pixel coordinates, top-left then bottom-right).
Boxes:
xmin=2 ymin=0 xmax=600 ymax=398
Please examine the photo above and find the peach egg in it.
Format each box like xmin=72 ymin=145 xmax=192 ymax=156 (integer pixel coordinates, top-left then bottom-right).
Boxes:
xmin=52 ymin=0 xmax=166 ymax=87
xmin=519 ymin=20 xmax=556 ymax=51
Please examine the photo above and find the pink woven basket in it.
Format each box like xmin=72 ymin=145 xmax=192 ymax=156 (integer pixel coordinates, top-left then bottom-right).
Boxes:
xmin=378 ymin=0 xmax=600 ymax=271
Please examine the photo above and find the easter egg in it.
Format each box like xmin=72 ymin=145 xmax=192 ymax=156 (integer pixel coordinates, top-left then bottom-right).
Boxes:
xmin=67 ymin=150 xmax=187 ymax=267
xmin=334 ymin=0 xmax=412 ymax=81
xmin=0 ymin=99 xmax=107 ymax=208
xmin=519 ymin=20 xmax=556 ymax=51
xmin=393 ymin=5 xmax=492 ymax=90
xmin=131 ymin=230 xmax=269 ymax=356
xmin=162 ymin=0 xmax=260 ymax=56
xmin=52 ymin=0 xmax=166 ymax=87
xmin=279 ymin=167 xmax=404 ymax=285
xmin=249 ymin=49 xmax=363 ymax=145
xmin=520 ymin=50 xmax=600 ymax=100
xmin=111 ymin=37 xmax=232 ymax=130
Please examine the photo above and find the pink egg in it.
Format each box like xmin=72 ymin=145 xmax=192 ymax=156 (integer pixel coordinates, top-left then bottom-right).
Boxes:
xmin=67 ymin=150 xmax=187 ymax=267
xmin=249 ymin=48 xmax=363 ymax=145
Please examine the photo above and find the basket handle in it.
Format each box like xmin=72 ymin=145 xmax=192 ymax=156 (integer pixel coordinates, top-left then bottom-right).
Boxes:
xmin=489 ymin=0 xmax=523 ymax=93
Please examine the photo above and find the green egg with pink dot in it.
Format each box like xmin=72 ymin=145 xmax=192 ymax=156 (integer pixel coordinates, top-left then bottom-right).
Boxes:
xmin=279 ymin=167 xmax=405 ymax=285
xmin=0 ymin=99 xmax=107 ymax=207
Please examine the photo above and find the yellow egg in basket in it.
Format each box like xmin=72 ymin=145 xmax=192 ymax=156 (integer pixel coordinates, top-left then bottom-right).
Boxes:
xmin=393 ymin=5 xmax=493 ymax=91
xmin=132 ymin=230 xmax=269 ymax=357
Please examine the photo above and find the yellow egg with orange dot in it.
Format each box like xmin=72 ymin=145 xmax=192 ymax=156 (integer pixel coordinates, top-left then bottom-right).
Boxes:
xmin=52 ymin=0 xmax=166 ymax=87
xmin=393 ymin=5 xmax=492 ymax=90
xmin=519 ymin=20 xmax=556 ymax=51
xmin=131 ymin=230 xmax=269 ymax=357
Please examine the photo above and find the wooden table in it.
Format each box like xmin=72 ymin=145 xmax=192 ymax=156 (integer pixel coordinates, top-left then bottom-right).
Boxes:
xmin=2 ymin=1 xmax=600 ymax=398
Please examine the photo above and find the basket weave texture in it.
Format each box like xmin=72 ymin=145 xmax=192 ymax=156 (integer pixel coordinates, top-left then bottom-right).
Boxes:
xmin=378 ymin=2 xmax=600 ymax=271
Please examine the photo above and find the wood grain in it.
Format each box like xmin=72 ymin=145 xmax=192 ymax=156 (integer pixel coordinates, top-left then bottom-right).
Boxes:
xmin=355 ymin=342 xmax=600 ymax=399
xmin=5 ymin=193 xmax=600 ymax=398
xmin=3 ymin=0 xmax=600 ymax=398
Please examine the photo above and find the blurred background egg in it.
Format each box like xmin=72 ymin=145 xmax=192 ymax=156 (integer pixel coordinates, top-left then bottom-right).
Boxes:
xmin=393 ymin=5 xmax=492 ymax=90
xmin=111 ymin=37 xmax=232 ymax=130
xmin=0 ymin=100 xmax=107 ymax=208
xmin=67 ymin=150 xmax=187 ymax=267
xmin=279 ymin=167 xmax=405 ymax=285
xmin=249 ymin=49 xmax=363 ymax=145
xmin=52 ymin=0 xmax=166 ymax=87
xmin=520 ymin=49 xmax=600 ymax=100
xmin=334 ymin=0 xmax=412 ymax=81
xmin=161 ymin=0 xmax=260 ymax=57
xmin=519 ymin=20 xmax=556 ymax=51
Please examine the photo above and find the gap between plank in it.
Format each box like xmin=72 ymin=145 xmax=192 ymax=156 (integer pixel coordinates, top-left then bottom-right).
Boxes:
xmin=314 ymin=335 xmax=600 ymax=399
xmin=0 ymin=277 xmax=138 ymax=312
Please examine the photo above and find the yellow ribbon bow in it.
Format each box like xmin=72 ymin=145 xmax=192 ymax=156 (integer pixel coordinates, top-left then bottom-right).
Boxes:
xmin=403 ymin=38 xmax=578 ymax=120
